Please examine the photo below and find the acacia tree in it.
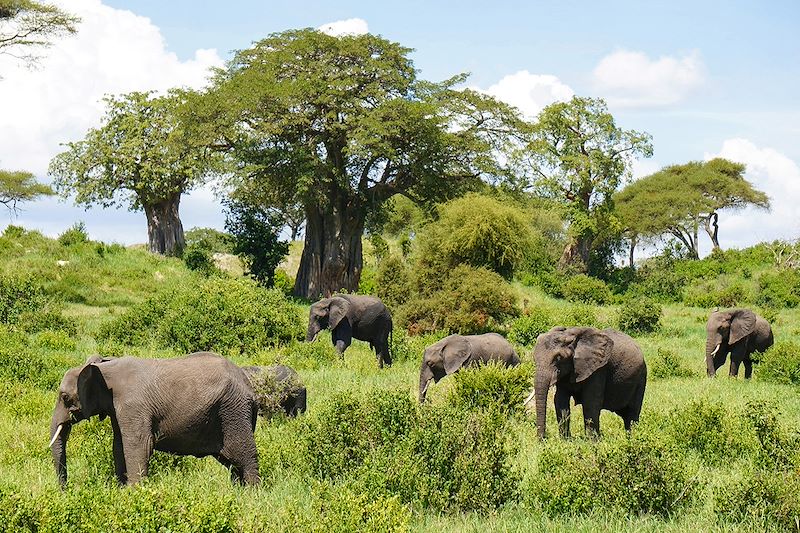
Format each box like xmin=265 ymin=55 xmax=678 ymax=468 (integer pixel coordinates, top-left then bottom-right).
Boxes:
xmin=518 ymin=97 xmax=652 ymax=271
xmin=195 ymin=29 xmax=520 ymax=298
xmin=49 ymin=91 xmax=220 ymax=256
xmin=615 ymin=158 xmax=769 ymax=260
xmin=0 ymin=169 xmax=53 ymax=214
xmin=0 ymin=0 xmax=79 ymax=67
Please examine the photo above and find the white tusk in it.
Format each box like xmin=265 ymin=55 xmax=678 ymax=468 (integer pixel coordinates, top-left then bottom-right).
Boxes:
xmin=48 ymin=424 xmax=63 ymax=448
xmin=710 ymin=344 xmax=721 ymax=358
xmin=523 ymin=389 xmax=536 ymax=406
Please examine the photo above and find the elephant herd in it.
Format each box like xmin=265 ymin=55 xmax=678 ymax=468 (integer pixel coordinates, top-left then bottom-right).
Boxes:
xmin=47 ymin=292 xmax=774 ymax=487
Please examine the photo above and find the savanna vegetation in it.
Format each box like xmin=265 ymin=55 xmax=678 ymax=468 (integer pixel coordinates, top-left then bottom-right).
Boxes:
xmin=0 ymin=219 xmax=799 ymax=532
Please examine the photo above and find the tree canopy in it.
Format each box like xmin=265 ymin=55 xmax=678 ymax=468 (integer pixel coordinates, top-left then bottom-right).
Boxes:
xmin=516 ymin=96 xmax=653 ymax=271
xmin=0 ymin=169 xmax=53 ymax=214
xmin=194 ymin=28 xmax=522 ymax=298
xmin=615 ymin=158 xmax=770 ymax=260
xmin=49 ymin=90 xmax=221 ymax=256
xmin=0 ymin=0 xmax=79 ymax=68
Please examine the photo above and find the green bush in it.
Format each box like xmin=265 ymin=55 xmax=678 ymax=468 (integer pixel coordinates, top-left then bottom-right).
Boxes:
xmin=745 ymin=400 xmax=798 ymax=469
xmin=57 ymin=221 xmax=89 ymax=246
xmin=519 ymin=270 xmax=565 ymax=298
xmin=650 ymin=348 xmax=695 ymax=379
xmin=32 ymin=329 xmax=77 ymax=351
xmin=184 ymin=227 xmax=234 ymax=254
xmin=617 ymin=296 xmax=662 ymax=334
xmin=448 ymin=361 xmax=533 ymax=416
xmin=714 ymin=469 xmax=800 ymax=529
xmin=99 ymin=277 xmax=304 ymax=354
xmin=667 ymin=399 xmax=757 ymax=464
xmin=376 ymin=255 xmax=412 ymax=308
xmin=247 ymin=367 xmax=304 ymax=418
xmin=0 ymin=275 xmax=46 ymax=325
xmin=182 ymin=242 xmax=218 ymax=276
xmin=562 ymin=275 xmax=612 ymax=305
xmin=17 ymin=301 xmax=78 ymax=336
xmin=273 ymin=268 xmax=294 ymax=296
xmin=526 ymin=434 xmax=697 ymax=517
xmin=398 ymin=266 xmax=519 ymax=335
xmin=627 ymin=268 xmax=686 ymax=303
xmin=756 ymin=341 xmax=800 ymax=385
xmin=508 ymin=311 xmax=553 ymax=346
xmin=683 ymin=281 xmax=749 ymax=308
xmin=756 ymin=269 xmax=800 ymax=308
xmin=558 ymin=303 xmax=598 ymax=328
xmin=0 ymin=328 xmax=75 ymax=389
xmin=357 ymin=266 xmax=378 ymax=295
xmin=225 ymin=199 xmax=289 ymax=287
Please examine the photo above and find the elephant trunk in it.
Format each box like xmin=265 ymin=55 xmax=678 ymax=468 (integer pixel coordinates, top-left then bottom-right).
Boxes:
xmin=706 ymin=334 xmax=722 ymax=377
xmin=534 ymin=369 xmax=552 ymax=439
xmin=419 ymin=363 xmax=433 ymax=403
xmin=306 ymin=321 xmax=320 ymax=342
xmin=50 ymin=406 xmax=72 ymax=487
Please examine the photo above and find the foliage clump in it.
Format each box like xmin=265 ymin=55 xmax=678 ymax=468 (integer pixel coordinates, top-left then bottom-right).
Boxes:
xmin=616 ymin=296 xmax=662 ymax=334
xmin=448 ymin=361 xmax=533 ymax=416
xmin=755 ymin=341 xmax=800 ymax=385
xmin=562 ymin=274 xmax=612 ymax=304
xmin=246 ymin=367 xmax=304 ymax=419
xmin=99 ymin=277 xmax=304 ymax=354
xmin=756 ymin=269 xmax=800 ymax=308
xmin=57 ymin=222 xmax=89 ymax=246
xmin=225 ymin=199 xmax=289 ymax=287
xmin=375 ymin=255 xmax=412 ymax=308
xmin=508 ymin=310 xmax=554 ymax=346
xmin=649 ymin=348 xmax=695 ymax=379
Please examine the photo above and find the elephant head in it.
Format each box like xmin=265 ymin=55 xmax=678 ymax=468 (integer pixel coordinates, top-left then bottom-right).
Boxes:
xmin=306 ymin=296 xmax=349 ymax=341
xmin=705 ymin=309 xmax=756 ymax=375
xmin=50 ymin=356 xmax=115 ymax=486
xmin=532 ymin=327 xmax=613 ymax=438
xmin=418 ymin=335 xmax=471 ymax=402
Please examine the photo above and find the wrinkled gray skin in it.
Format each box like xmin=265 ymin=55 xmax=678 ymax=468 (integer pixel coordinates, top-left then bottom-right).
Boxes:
xmin=50 ymin=352 xmax=259 ymax=487
xmin=534 ymin=327 xmax=647 ymax=439
xmin=241 ymin=364 xmax=307 ymax=417
xmin=419 ymin=333 xmax=519 ymax=402
xmin=706 ymin=308 xmax=773 ymax=378
xmin=307 ymin=294 xmax=393 ymax=368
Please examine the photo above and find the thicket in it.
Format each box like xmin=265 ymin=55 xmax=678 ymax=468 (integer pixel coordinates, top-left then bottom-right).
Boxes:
xmin=755 ymin=341 xmax=800 ymax=385
xmin=98 ymin=277 xmax=304 ymax=354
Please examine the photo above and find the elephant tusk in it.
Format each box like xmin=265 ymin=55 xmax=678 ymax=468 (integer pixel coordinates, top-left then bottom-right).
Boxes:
xmin=710 ymin=344 xmax=721 ymax=357
xmin=523 ymin=389 xmax=536 ymax=406
xmin=48 ymin=424 xmax=63 ymax=448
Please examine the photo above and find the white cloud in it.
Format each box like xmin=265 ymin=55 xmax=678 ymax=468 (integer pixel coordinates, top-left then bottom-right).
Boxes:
xmin=0 ymin=0 xmax=224 ymax=243
xmin=703 ymin=138 xmax=800 ymax=250
xmin=317 ymin=18 xmax=369 ymax=37
xmin=592 ymin=49 xmax=705 ymax=108
xmin=477 ymin=70 xmax=574 ymax=119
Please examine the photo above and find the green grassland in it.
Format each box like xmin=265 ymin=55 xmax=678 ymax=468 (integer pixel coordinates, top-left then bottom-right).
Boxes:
xmin=1 ymin=225 xmax=799 ymax=532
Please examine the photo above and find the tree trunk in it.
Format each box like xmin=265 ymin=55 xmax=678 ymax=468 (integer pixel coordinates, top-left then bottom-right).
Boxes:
xmin=293 ymin=199 xmax=365 ymax=300
xmin=143 ymin=194 xmax=185 ymax=256
xmin=704 ymin=212 xmax=720 ymax=251
xmin=628 ymin=235 xmax=637 ymax=269
xmin=559 ymin=234 xmax=592 ymax=272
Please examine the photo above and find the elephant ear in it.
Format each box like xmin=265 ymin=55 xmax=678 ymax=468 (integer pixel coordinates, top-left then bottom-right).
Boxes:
xmin=729 ymin=309 xmax=756 ymax=345
xmin=328 ymin=297 xmax=350 ymax=330
xmin=573 ymin=330 xmax=613 ymax=383
xmin=443 ymin=336 xmax=472 ymax=374
xmin=77 ymin=364 xmax=112 ymax=420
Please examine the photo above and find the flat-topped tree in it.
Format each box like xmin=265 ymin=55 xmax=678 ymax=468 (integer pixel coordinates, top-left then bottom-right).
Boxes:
xmin=196 ymin=28 xmax=520 ymax=299
xmin=49 ymin=90 xmax=221 ymax=256
xmin=0 ymin=169 xmax=53 ymax=215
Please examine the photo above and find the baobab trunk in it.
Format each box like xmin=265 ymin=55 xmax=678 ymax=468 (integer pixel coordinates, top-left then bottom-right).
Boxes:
xmin=293 ymin=202 xmax=364 ymax=299
xmin=559 ymin=235 xmax=592 ymax=273
xmin=143 ymin=194 xmax=185 ymax=256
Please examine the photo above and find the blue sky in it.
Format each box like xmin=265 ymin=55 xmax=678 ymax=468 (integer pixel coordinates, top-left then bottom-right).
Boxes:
xmin=1 ymin=0 xmax=798 ymax=256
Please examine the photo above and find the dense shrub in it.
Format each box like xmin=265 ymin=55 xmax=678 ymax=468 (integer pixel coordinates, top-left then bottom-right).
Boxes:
xmin=376 ymin=255 xmax=412 ymax=308
xmin=224 ymin=199 xmax=289 ymax=286
xmin=448 ymin=362 xmax=533 ymax=415
xmin=649 ymin=348 xmax=695 ymax=379
xmin=57 ymin=221 xmax=89 ymax=246
xmin=357 ymin=266 xmax=378 ymax=295
xmin=273 ymin=269 xmax=295 ymax=296
xmin=0 ymin=328 xmax=74 ymax=389
xmin=683 ymin=281 xmax=749 ymax=308
xmin=745 ymin=400 xmax=798 ymax=469
xmin=627 ymin=268 xmax=686 ymax=303
xmin=508 ymin=310 xmax=553 ymax=346
xmin=182 ymin=242 xmax=218 ymax=276
xmin=398 ymin=266 xmax=519 ymax=335
xmin=0 ymin=275 xmax=46 ymax=325
xmin=714 ymin=469 xmax=800 ymax=529
xmin=755 ymin=341 xmax=800 ymax=385
xmin=519 ymin=269 xmax=565 ymax=298
xmin=184 ymin=227 xmax=234 ymax=254
xmin=256 ymin=340 xmax=341 ymax=371
xmin=247 ymin=367 xmax=304 ymax=418
xmin=617 ymin=296 xmax=662 ymax=334
xmin=562 ymin=275 xmax=612 ymax=305
xmin=558 ymin=304 xmax=598 ymax=328
xmin=99 ymin=277 xmax=304 ymax=354
xmin=756 ymin=270 xmax=800 ymax=308
xmin=526 ymin=434 xmax=697 ymax=517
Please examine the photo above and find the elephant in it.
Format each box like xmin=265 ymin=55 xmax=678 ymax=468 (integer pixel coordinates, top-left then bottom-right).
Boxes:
xmin=307 ymin=294 xmax=393 ymax=368
xmin=706 ymin=308 xmax=774 ymax=378
xmin=49 ymin=352 xmax=260 ymax=487
xmin=533 ymin=326 xmax=647 ymax=439
xmin=241 ymin=364 xmax=307 ymax=417
xmin=418 ymin=333 xmax=519 ymax=402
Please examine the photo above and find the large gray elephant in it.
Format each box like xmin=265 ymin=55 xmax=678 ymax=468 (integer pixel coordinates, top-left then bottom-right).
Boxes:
xmin=307 ymin=294 xmax=393 ymax=368
xmin=49 ymin=352 xmax=260 ymax=487
xmin=241 ymin=364 xmax=307 ymax=417
xmin=533 ymin=327 xmax=647 ymax=439
xmin=706 ymin=308 xmax=773 ymax=378
xmin=418 ymin=333 xmax=519 ymax=402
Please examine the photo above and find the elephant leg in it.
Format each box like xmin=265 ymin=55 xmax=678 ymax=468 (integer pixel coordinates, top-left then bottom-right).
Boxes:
xmin=121 ymin=432 xmax=154 ymax=485
xmin=621 ymin=382 xmax=646 ymax=432
xmin=331 ymin=324 xmax=352 ymax=356
xmin=112 ymin=421 xmax=127 ymax=485
xmin=219 ymin=411 xmax=260 ymax=486
xmin=554 ymin=388 xmax=571 ymax=439
xmin=375 ymin=340 xmax=392 ymax=369
xmin=216 ymin=455 xmax=244 ymax=484
xmin=743 ymin=359 xmax=753 ymax=379
xmin=295 ymin=389 xmax=307 ymax=415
